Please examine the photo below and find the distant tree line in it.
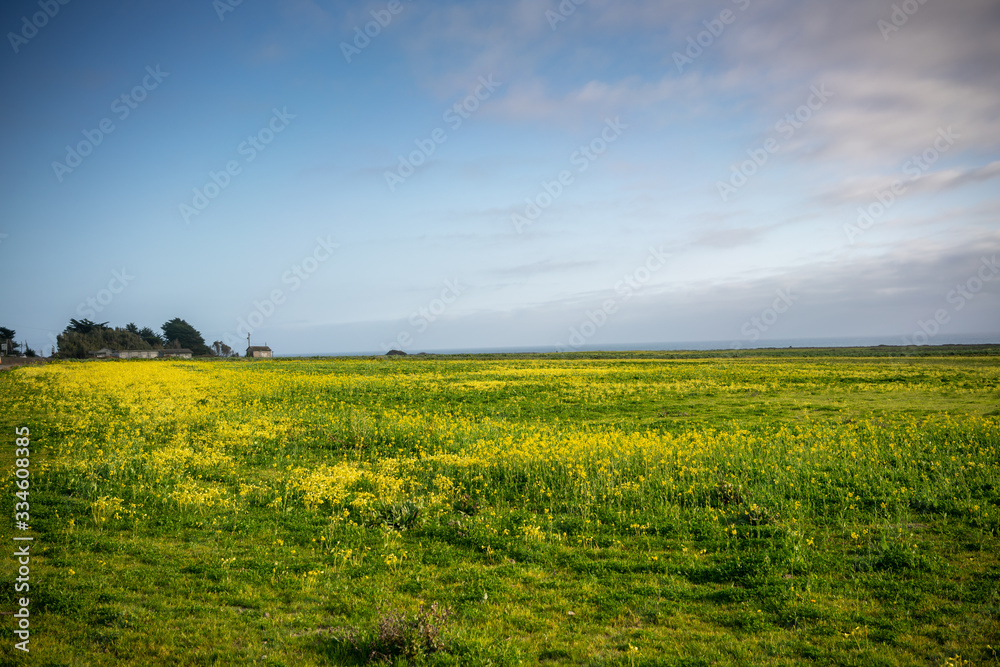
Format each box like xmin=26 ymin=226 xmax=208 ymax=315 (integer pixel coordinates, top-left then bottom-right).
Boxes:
xmin=46 ymin=317 xmax=237 ymax=359
xmin=0 ymin=326 xmax=36 ymax=357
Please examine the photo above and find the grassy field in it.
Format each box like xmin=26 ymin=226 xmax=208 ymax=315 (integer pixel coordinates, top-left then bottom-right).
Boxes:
xmin=1 ymin=353 xmax=999 ymax=665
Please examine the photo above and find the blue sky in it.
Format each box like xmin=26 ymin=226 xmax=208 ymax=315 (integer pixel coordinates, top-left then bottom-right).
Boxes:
xmin=2 ymin=0 xmax=998 ymax=355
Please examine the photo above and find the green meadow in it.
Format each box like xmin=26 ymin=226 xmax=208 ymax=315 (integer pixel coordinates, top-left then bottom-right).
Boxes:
xmin=1 ymin=350 xmax=998 ymax=665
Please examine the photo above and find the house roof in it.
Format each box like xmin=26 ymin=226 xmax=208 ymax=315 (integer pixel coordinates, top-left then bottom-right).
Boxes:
xmin=160 ymin=348 xmax=193 ymax=355
xmin=247 ymin=346 xmax=272 ymax=351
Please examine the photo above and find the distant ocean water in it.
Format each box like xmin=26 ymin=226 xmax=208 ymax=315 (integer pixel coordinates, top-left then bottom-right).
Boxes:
xmin=281 ymin=333 xmax=1000 ymax=358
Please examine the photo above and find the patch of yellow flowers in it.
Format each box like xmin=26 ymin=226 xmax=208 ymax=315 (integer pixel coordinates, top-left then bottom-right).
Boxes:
xmin=1 ymin=357 xmax=996 ymax=538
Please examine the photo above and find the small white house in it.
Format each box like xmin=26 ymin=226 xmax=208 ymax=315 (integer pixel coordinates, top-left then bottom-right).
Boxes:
xmin=246 ymin=345 xmax=272 ymax=358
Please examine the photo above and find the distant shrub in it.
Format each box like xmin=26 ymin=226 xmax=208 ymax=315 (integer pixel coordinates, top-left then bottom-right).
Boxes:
xmin=337 ymin=602 xmax=453 ymax=662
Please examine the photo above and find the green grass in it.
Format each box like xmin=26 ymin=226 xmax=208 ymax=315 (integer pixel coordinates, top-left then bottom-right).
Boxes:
xmin=1 ymin=351 xmax=998 ymax=665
